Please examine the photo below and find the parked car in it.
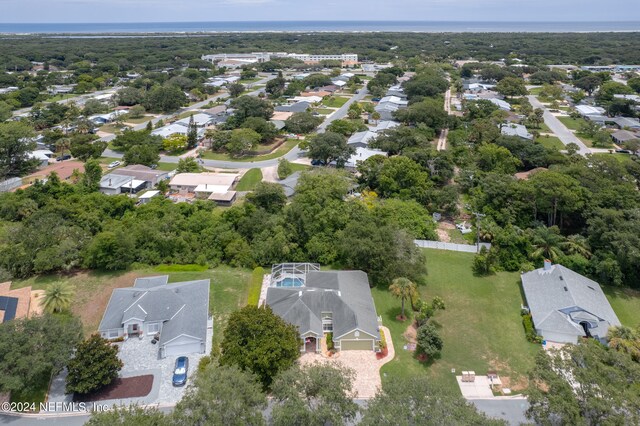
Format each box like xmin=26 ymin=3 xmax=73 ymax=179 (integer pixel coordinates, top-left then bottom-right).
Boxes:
xmin=108 ymin=161 xmax=121 ymax=169
xmin=172 ymin=356 xmax=189 ymax=387
xmin=56 ymin=154 xmax=71 ymax=162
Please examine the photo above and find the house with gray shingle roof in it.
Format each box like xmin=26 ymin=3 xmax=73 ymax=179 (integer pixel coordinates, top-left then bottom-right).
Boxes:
xmin=266 ymin=265 xmax=381 ymax=352
xmin=99 ymin=276 xmax=210 ymax=358
xmin=521 ymin=262 xmax=621 ymax=344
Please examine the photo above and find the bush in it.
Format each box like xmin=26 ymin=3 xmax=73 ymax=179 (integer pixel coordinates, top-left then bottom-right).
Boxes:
xmin=415 ymin=323 xmax=443 ymax=360
xmin=522 ymin=313 xmax=541 ymax=343
xmin=66 ymin=334 xmax=123 ymax=395
xmin=247 ymin=267 xmax=264 ymax=306
xmin=326 ymin=332 xmax=335 ymax=351
xmin=277 ymin=158 xmax=293 ymax=180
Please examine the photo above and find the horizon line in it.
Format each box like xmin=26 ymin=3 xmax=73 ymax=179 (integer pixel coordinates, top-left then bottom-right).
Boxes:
xmin=2 ymin=19 xmax=640 ymax=24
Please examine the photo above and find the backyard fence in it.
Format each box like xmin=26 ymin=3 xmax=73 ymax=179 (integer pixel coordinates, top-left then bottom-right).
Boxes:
xmin=414 ymin=240 xmax=491 ymax=253
xmin=0 ymin=177 xmax=22 ymax=193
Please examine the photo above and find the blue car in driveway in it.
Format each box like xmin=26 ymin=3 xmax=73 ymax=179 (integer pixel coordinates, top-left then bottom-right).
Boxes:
xmin=172 ymin=356 xmax=189 ymax=387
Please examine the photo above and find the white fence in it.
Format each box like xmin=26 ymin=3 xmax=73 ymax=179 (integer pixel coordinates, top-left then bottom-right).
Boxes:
xmin=0 ymin=177 xmax=22 ymax=193
xmin=414 ymin=240 xmax=491 ymax=253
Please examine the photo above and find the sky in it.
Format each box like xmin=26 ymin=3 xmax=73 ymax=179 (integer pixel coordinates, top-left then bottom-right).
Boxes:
xmin=1 ymin=0 xmax=640 ymax=23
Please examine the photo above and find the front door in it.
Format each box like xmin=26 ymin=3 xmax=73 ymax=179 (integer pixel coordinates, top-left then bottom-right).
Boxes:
xmin=305 ymin=337 xmax=317 ymax=353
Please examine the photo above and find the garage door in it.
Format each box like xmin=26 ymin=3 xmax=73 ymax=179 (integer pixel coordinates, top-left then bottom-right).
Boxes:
xmin=340 ymin=339 xmax=373 ymax=351
xmin=163 ymin=342 xmax=202 ymax=357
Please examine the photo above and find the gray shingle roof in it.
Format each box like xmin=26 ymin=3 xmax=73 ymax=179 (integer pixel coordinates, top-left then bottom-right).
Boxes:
xmin=99 ymin=276 xmax=210 ymax=345
xmin=521 ymin=264 xmax=620 ymax=340
xmin=266 ymin=270 xmax=380 ymax=340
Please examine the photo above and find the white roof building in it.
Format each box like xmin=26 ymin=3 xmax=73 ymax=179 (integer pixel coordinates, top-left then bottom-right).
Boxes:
xmin=169 ymin=172 xmax=239 ymax=192
xmin=576 ymin=105 xmax=606 ymax=116
xmin=344 ymin=147 xmax=387 ymax=169
xmin=488 ymin=98 xmax=512 ymax=111
xmin=501 ymin=123 xmax=533 ymax=140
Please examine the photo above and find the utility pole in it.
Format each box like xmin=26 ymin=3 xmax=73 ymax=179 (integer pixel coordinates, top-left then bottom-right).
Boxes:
xmin=472 ymin=211 xmax=486 ymax=253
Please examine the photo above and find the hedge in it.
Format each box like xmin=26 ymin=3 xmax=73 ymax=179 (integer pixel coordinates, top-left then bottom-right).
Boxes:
xmin=522 ymin=313 xmax=541 ymax=343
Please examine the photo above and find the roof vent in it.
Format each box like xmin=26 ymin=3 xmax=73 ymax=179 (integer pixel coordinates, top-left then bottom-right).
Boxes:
xmin=298 ymin=290 xmax=302 ymax=297
xmin=559 ymin=276 xmax=564 ymax=281
xmin=563 ymin=286 xmax=568 ymax=292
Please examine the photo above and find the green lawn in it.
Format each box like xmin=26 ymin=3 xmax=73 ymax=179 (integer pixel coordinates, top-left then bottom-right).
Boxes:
xmin=45 ymin=93 xmax=77 ymax=102
xmin=11 ymin=265 xmax=252 ymax=339
xmin=536 ymin=135 xmax=564 ymax=150
xmin=201 ymin=138 xmax=299 ymax=162
xmin=156 ymin=162 xmax=177 ymax=171
xmin=375 ymin=249 xmax=539 ymax=394
xmin=604 ymin=286 xmax=640 ymax=328
xmin=239 ymin=77 xmax=262 ymax=84
xmin=528 ymin=87 xmax=542 ymax=95
xmin=592 ymin=153 xmax=635 ymax=165
xmin=557 ymin=116 xmax=587 ymax=131
xmin=322 ymin=96 xmax=350 ymax=108
xmin=236 ymin=168 xmax=263 ymax=191
xmin=315 ymin=108 xmax=335 ymax=115
xmin=124 ymin=115 xmax=154 ymax=124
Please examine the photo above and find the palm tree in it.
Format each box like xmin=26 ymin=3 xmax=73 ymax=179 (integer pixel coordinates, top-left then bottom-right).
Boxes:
xmin=530 ymin=226 xmax=565 ymax=263
xmin=562 ymin=234 xmax=592 ymax=259
xmin=389 ymin=278 xmax=417 ymax=321
xmin=42 ymin=282 xmax=75 ymax=314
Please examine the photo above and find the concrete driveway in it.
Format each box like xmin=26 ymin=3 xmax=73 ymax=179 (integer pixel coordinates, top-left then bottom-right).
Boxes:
xmin=299 ymin=326 xmax=394 ymax=398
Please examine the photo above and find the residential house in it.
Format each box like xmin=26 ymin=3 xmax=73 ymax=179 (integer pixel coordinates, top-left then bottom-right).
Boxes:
xmin=291 ymin=96 xmax=323 ymax=104
xmin=112 ymin=164 xmax=169 ymax=187
xmin=611 ymin=129 xmax=639 ymax=145
xmin=99 ymin=173 xmax=147 ymax=196
xmin=27 ymin=149 xmax=54 ymax=167
xmin=344 ymin=147 xmax=387 ymax=169
xmin=370 ymin=120 xmax=400 ymax=132
xmin=347 ymin=131 xmax=378 ymax=148
xmin=521 ymin=262 xmax=621 ymax=344
xmin=0 ymin=282 xmax=33 ymax=323
xmin=265 ymin=264 xmax=381 ymax=352
xmin=275 ymin=101 xmax=311 ymax=114
xmin=277 ymin=172 xmax=301 ymax=197
xmin=501 ymin=123 xmax=533 ymax=140
xmin=488 ymin=98 xmax=511 ymax=111
xmin=169 ymin=172 xmax=239 ymax=205
xmin=575 ymin=105 xmax=607 ymax=117
xmin=137 ymin=190 xmax=161 ymax=204
xmin=88 ymin=110 xmax=127 ymax=126
xmin=98 ymin=276 xmax=210 ymax=358
xmin=174 ymin=113 xmax=214 ymax=128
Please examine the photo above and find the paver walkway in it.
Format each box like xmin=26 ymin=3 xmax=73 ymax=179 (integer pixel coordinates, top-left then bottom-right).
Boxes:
xmin=299 ymin=326 xmax=395 ymax=398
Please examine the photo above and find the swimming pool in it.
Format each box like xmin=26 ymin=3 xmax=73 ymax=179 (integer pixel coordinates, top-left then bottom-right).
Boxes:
xmin=275 ymin=277 xmax=304 ymax=287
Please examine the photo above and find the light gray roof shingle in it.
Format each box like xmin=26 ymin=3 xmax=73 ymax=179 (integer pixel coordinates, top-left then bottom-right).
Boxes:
xmin=99 ymin=277 xmax=210 ymax=345
xmin=521 ymin=264 xmax=620 ymax=340
xmin=266 ymin=270 xmax=380 ymax=340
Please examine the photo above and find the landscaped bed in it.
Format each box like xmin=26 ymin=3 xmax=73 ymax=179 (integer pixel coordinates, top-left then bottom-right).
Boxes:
xmin=74 ymin=375 xmax=153 ymax=402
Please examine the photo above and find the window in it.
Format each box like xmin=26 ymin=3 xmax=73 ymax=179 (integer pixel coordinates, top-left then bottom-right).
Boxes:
xmin=322 ymin=315 xmax=333 ymax=332
xmin=108 ymin=330 xmax=119 ymax=339
xmin=354 ymin=331 xmax=360 ymax=337
xmin=147 ymin=323 xmax=160 ymax=335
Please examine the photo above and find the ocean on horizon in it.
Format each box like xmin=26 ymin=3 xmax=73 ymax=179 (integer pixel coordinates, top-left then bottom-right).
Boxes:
xmin=1 ymin=20 xmax=639 ymax=34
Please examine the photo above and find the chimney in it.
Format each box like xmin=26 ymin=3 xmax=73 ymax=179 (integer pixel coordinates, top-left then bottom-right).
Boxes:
xmin=543 ymin=259 xmax=552 ymax=271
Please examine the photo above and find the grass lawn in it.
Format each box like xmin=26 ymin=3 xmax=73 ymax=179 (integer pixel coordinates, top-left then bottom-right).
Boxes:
xmin=375 ymin=249 xmax=539 ymax=394
xmin=201 ymin=138 xmax=299 ymax=162
xmin=315 ymin=108 xmax=335 ymax=115
xmin=239 ymin=77 xmax=261 ymax=84
xmin=528 ymin=87 xmax=542 ymax=95
xmin=536 ymin=135 xmax=564 ymax=150
xmin=155 ymin=162 xmax=177 ymax=171
xmin=124 ymin=115 xmax=154 ymax=124
xmin=323 ymin=96 xmax=350 ymax=108
xmin=236 ymin=168 xmax=263 ymax=191
xmin=45 ymin=93 xmax=77 ymax=102
xmin=11 ymin=265 xmax=252 ymax=339
xmin=99 ymin=124 xmax=129 ymax=134
xmin=592 ymin=153 xmax=635 ymax=165
xmin=603 ymin=286 xmax=640 ymax=328
xmin=557 ymin=116 xmax=587 ymax=131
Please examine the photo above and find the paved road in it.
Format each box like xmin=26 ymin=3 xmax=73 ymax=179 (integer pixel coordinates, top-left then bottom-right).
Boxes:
xmin=317 ymin=88 xmax=369 ymax=133
xmin=437 ymin=77 xmax=452 ymax=151
xmin=103 ymin=85 xmax=367 ymax=169
xmin=527 ymin=95 xmax=591 ymax=156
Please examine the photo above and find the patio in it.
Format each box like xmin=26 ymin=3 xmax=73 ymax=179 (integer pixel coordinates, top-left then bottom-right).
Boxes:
xmin=299 ymin=326 xmax=394 ymax=398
